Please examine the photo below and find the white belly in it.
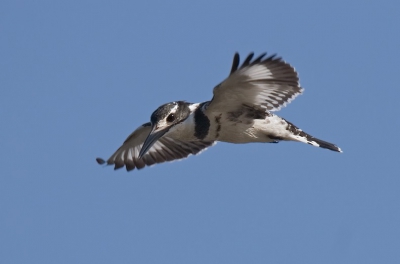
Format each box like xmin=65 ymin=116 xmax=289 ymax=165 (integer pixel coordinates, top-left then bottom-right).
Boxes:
xmin=212 ymin=114 xmax=292 ymax=143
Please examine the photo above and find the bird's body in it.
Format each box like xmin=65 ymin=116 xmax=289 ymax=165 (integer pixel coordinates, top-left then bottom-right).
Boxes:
xmin=97 ymin=52 xmax=342 ymax=171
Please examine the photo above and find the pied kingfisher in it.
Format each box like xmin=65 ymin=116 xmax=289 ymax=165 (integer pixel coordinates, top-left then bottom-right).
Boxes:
xmin=96 ymin=51 xmax=342 ymax=171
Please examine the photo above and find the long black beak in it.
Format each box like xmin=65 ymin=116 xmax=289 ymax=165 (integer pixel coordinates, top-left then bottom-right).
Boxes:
xmin=138 ymin=125 xmax=168 ymax=159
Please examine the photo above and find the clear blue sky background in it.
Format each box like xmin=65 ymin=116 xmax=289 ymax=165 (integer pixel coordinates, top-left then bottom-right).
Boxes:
xmin=1 ymin=1 xmax=399 ymax=263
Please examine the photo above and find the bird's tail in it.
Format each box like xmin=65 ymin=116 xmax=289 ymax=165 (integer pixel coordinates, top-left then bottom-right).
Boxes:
xmin=303 ymin=136 xmax=342 ymax=152
xmin=286 ymin=120 xmax=342 ymax=153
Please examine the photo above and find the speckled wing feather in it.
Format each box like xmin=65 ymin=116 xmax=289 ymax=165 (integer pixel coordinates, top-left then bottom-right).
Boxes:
xmin=96 ymin=122 xmax=215 ymax=171
xmin=206 ymin=52 xmax=304 ymax=113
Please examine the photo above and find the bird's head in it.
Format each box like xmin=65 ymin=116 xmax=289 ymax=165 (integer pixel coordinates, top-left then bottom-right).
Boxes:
xmin=139 ymin=101 xmax=190 ymax=158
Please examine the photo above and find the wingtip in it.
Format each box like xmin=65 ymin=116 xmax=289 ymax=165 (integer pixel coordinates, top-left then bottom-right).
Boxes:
xmin=230 ymin=52 xmax=240 ymax=74
xmin=96 ymin=157 xmax=106 ymax=165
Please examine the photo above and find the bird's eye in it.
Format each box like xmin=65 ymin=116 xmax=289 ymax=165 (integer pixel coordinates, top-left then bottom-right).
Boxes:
xmin=166 ymin=114 xmax=175 ymax=122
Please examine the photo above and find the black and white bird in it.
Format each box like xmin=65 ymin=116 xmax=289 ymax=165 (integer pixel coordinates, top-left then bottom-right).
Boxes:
xmin=96 ymin=51 xmax=342 ymax=171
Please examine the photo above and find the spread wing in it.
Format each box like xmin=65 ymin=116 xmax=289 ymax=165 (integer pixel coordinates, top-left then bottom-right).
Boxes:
xmin=206 ymin=52 xmax=303 ymax=113
xmin=96 ymin=122 xmax=215 ymax=171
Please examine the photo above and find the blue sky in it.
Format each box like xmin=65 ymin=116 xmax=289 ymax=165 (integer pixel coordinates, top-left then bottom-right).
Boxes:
xmin=1 ymin=0 xmax=399 ymax=263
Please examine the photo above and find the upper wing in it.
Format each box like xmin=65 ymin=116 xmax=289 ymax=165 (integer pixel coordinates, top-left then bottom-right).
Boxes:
xmin=96 ymin=122 xmax=215 ymax=171
xmin=206 ymin=52 xmax=304 ymax=113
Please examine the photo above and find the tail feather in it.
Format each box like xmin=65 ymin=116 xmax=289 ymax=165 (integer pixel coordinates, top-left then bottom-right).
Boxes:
xmin=285 ymin=120 xmax=342 ymax=153
xmin=304 ymin=136 xmax=342 ymax=153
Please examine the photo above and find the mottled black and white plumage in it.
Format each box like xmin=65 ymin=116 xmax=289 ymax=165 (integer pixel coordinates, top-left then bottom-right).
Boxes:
xmin=96 ymin=52 xmax=342 ymax=171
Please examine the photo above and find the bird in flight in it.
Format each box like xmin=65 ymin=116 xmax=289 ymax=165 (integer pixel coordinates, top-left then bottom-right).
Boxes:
xmin=96 ymin=51 xmax=342 ymax=171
